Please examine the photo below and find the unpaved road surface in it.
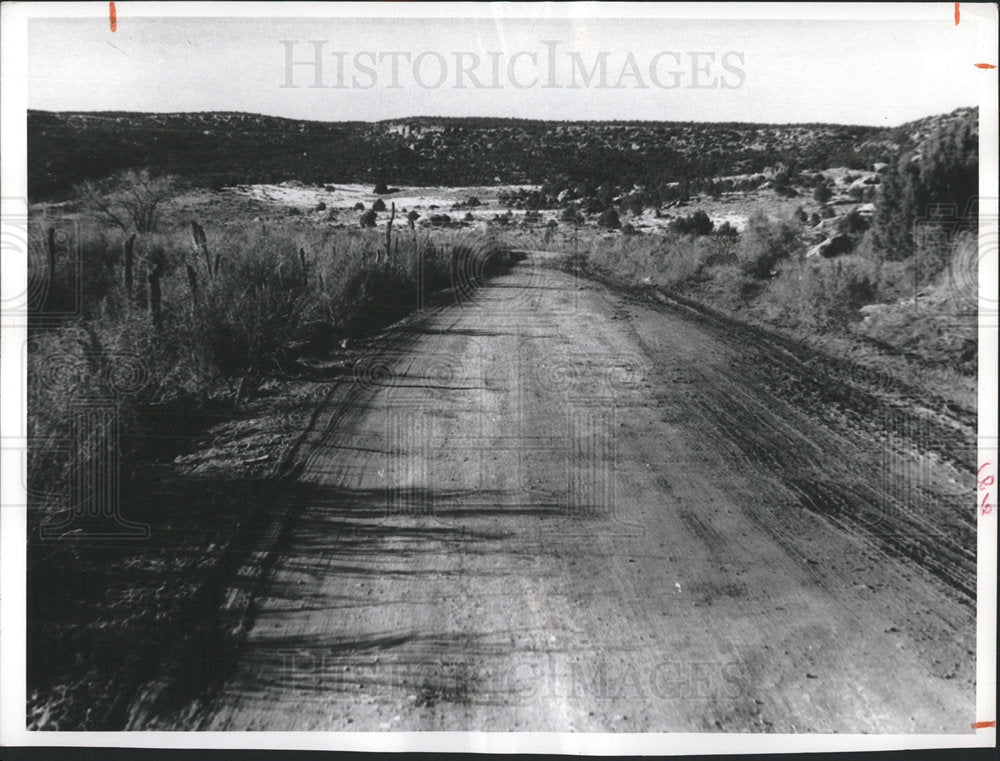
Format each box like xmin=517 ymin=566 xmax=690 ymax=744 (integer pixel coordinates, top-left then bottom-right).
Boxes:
xmin=186 ymin=252 xmax=975 ymax=732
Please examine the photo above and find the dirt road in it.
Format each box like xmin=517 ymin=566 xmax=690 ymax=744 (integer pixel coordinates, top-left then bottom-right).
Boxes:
xmin=186 ymin=251 xmax=976 ymax=732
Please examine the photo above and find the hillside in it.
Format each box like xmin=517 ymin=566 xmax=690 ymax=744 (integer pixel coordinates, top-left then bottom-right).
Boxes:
xmin=25 ymin=109 xmax=946 ymax=200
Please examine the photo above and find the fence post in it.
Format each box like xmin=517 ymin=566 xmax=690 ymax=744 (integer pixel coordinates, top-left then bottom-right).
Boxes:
xmin=191 ymin=220 xmax=212 ymax=280
xmin=386 ymin=202 xmax=396 ymax=264
xmin=148 ymin=259 xmax=164 ymax=330
xmin=185 ymin=263 xmax=199 ymax=299
xmin=123 ymin=233 xmax=136 ymax=302
xmin=46 ymin=227 xmax=57 ymax=296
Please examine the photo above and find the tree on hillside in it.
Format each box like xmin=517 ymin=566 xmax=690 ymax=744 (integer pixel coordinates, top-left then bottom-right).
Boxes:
xmin=871 ymin=112 xmax=978 ymax=262
xmin=813 ymin=181 xmax=832 ymax=205
xmin=598 ymin=208 xmax=621 ymax=229
xmin=75 ymin=169 xmax=175 ymax=233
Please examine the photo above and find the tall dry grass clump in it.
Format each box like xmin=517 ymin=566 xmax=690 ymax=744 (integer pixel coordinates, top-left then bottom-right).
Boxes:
xmin=27 ymin=208 xmax=506 ymax=533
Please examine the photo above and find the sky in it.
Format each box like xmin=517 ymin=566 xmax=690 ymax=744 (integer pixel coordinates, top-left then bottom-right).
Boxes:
xmin=25 ymin=11 xmax=986 ymax=126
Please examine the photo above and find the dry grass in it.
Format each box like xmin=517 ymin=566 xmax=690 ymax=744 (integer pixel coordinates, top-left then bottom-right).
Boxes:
xmin=524 ymin=216 xmax=975 ymax=409
xmin=27 ymin=213 xmax=509 ymax=530
xmin=26 ymin=202 xmax=515 ymax=728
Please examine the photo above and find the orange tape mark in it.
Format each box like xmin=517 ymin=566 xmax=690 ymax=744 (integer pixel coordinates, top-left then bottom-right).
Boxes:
xmin=955 ymin=3 xmax=960 ymax=25
xmin=109 ymin=2 xmax=116 ymax=32
xmin=974 ymin=63 xmax=997 ymax=69
xmin=972 ymin=720 xmax=996 ymax=729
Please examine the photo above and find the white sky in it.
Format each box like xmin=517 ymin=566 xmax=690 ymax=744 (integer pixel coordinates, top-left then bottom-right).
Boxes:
xmin=26 ymin=13 xmax=984 ymax=126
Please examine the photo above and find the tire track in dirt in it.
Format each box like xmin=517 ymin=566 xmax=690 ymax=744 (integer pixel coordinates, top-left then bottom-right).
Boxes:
xmin=166 ymin=251 xmax=975 ymax=732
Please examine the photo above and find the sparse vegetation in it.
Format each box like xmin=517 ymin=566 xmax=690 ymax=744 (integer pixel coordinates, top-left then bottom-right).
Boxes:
xmin=25 ymin=103 xmax=979 ymax=730
xmin=26 ymin=188 xmax=513 ymax=728
xmin=29 ymin=110 xmax=928 ymax=201
xmin=871 ymin=110 xmax=978 ymax=266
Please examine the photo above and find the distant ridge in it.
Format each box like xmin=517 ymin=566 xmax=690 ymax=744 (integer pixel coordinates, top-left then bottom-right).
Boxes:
xmin=28 ymin=107 xmax=976 ymax=200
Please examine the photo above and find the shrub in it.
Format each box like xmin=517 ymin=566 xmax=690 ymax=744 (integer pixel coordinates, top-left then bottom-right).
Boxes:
xmin=75 ymin=169 xmax=175 ymax=233
xmin=737 ymin=214 xmax=799 ymax=279
xmin=838 ymin=209 xmax=870 ymax=235
xmin=671 ymin=210 xmax=713 ymax=236
xmin=372 ymin=198 xmax=387 ymax=212
xmin=189 ymin=240 xmax=312 ymax=376
xmin=560 ymin=205 xmax=581 ymax=223
xmin=373 ymin=182 xmax=389 ymax=194
xmin=752 ymin=252 xmax=880 ymax=331
xmin=813 ymin=182 xmax=832 ymax=204
xmin=359 ymin=209 xmax=377 ymax=228
xmin=871 ymin=110 xmax=978 ymax=261
xmin=598 ymin=208 xmax=621 ymax=229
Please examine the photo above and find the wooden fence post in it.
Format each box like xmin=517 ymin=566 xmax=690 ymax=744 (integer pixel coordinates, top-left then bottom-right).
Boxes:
xmin=386 ymin=202 xmax=396 ymax=264
xmin=148 ymin=260 xmax=164 ymax=330
xmin=191 ymin=220 xmax=212 ymax=280
xmin=185 ymin=263 xmax=199 ymax=299
xmin=46 ymin=227 xmax=57 ymax=295
xmin=123 ymin=233 xmax=136 ymax=302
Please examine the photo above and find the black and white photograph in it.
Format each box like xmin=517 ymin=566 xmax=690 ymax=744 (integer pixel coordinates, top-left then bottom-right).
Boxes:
xmin=0 ymin=1 xmax=996 ymax=753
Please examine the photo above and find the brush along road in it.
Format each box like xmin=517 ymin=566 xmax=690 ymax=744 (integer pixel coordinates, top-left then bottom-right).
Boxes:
xmin=184 ymin=250 xmax=975 ymax=732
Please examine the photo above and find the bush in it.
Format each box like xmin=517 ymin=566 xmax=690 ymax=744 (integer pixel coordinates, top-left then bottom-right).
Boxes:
xmin=813 ymin=182 xmax=832 ymax=204
xmin=189 ymin=242 xmax=312 ymax=376
xmin=75 ymin=169 xmax=175 ymax=233
xmin=373 ymin=182 xmax=389 ymax=194
xmin=359 ymin=209 xmax=377 ymax=227
xmin=737 ymin=214 xmax=799 ymax=279
xmin=372 ymin=198 xmax=387 ymax=212
xmin=871 ymin=110 xmax=978 ymax=261
xmin=598 ymin=208 xmax=621 ymax=229
xmin=838 ymin=209 xmax=870 ymax=235
xmin=759 ymin=256 xmax=878 ymax=330
xmin=671 ymin=210 xmax=713 ymax=236
xmin=561 ymin=205 xmax=581 ymax=223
